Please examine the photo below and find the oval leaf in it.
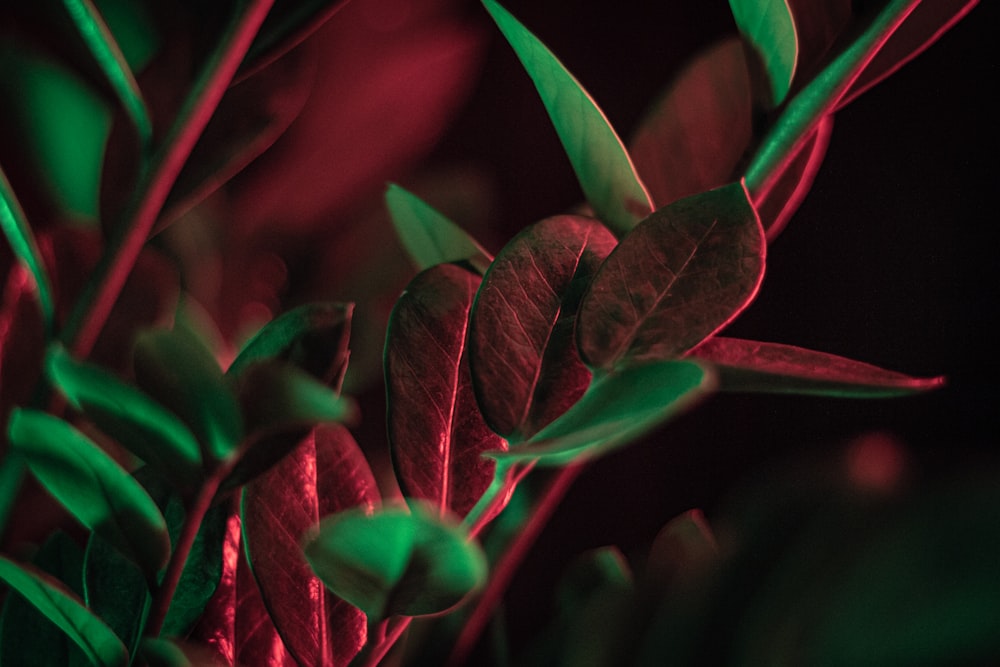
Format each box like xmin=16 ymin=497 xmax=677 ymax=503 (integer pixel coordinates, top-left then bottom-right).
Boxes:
xmin=9 ymin=409 xmax=171 ymax=577
xmin=469 ymin=215 xmax=616 ymax=441
xmin=481 ymin=0 xmax=652 ymax=235
xmin=385 ymin=263 xmax=508 ymax=518
xmin=689 ymin=336 xmax=946 ymax=397
xmin=243 ymin=425 xmax=379 ymax=667
xmin=577 ymin=183 xmax=766 ymax=372
xmin=304 ymin=503 xmax=487 ymax=619
xmin=729 ymin=0 xmax=798 ymax=107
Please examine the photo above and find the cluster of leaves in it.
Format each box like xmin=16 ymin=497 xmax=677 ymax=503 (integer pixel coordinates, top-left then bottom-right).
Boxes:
xmin=0 ymin=0 xmax=983 ymax=665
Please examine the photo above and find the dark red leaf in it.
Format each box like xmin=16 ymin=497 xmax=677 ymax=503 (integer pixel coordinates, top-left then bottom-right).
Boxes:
xmin=786 ymin=0 xmax=853 ymax=83
xmin=469 ymin=215 xmax=616 ymax=441
xmin=239 ymin=0 xmax=351 ymax=77
xmin=242 ymin=425 xmax=379 ymax=667
xmin=577 ymin=183 xmax=765 ymax=372
xmin=386 ymin=263 xmax=508 ymax=518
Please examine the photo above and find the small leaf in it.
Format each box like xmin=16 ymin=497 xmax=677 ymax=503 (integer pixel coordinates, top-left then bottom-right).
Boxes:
xmin=494 ymin=361 xmax=715 ymax=466
xmin=0 ymin=556 xmax=128 ymax=667
xmin=385 ymin=264 xmax=508 ymax=518
xmin=46 ymin=345 xmax=202 ymax=489
xmin=646 ymin=509 xmax=719 ymax=588
xmin=304 ymin=503 xmax=487 ymax=619
xmin=0 ymin=165 xmax=54 ymax=330
xmin=689 ymin=337 xmax=946 ymax=397
xmin=577 ymin=183 xmax=766 ymax=372
xmin=469 ymin=215 xmax=616 ymax=441
xmin=242 ymin=425 xmax=379 ymax=666
xmin=729 ymin=0 xmax=798 ymax=107
xmin=385 ymin=182 xmax=492 ymax=274
xmin=481 ymin=0 xmax=652 ymax=235
xmin=9 ymin=409 xmax=171 ymax=578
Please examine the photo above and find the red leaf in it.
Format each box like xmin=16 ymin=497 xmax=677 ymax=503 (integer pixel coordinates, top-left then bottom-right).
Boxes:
xmin=786 ymin=0 xmax=853 ymax=82
xmin=469 ymin=215 xmax=616 ymax=441
xmin=242 ymin=425 xmax=379 ymax=667
xmin=386 ymin=264 xmax=508 ymax=518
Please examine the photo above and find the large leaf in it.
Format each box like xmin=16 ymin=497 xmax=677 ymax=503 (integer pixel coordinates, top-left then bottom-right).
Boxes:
xmin=385 ymin=263 xmax=508 ymax=518
xmin=242 ymin=425 xmax=379 ymax=666
xmin=46 ymin=345 xmax=202 ymax=490
xmin=0 ymin=165 xmax=53 ymax=330
xmin=0 ymin=556 xmax=128 ymax=667
xmin=8 ymin=409 xmax=171 ymax=578
xmin=728 ymin=0 xmax=798 ymax=107
xmin=304 ymin=503 xmax=487 ymax=619
xmin=492 ymin=360 xmax=714 ymax=467
xmin=689 ymin=336 xmax=946 ymax=397
xmin=468 ymin=215 xmax=616 ymax=441
xmin=577 ymin=183 xmax=765 ymax=372
xmin=481 ymin=0 xmax=652 ymax=235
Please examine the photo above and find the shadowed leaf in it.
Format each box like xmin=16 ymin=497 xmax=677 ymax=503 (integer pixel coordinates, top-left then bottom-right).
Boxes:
xmin=469 ymin=215 xmax=615 ymax=441
xmin=240 ymin=0 xmax=351 ymax=76
xmin=785 ymin=0 xmax=852 ymax=80
xmin=577 ymin=183 xmax=765 ymax=372
xmin=689 ymin=336 xmax=946 ymax=397
xmin=729 ymin=0 xmax=798 ymax=107
xmin=83 ymin=534 xmax=147 ymax=658
xmin=242 ymin=425 xmax=379 ymax=666
xmin=386 ymin=263 xmax=508 ymax=518
xmin=482 ymin=0 xmax=652 ymax=235
xmin=0 ymin=166 xmax=53 ymax=330
xmin=646 ymin=509 xmax=719 ymax=588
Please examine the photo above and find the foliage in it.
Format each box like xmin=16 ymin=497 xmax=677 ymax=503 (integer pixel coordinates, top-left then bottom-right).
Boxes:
xmin=0 ymin=0 xmax=991 ymax=665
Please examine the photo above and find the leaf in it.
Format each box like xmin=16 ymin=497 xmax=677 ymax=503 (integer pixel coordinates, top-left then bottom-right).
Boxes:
xmin=133 ymin=327 xmax=244 ymax=463
xmin=385 ymin=182 xmax=493 ymax=275
xmin=233 ymin=360 xmax=357 ymax=434
xmin=494 ymin=360 xmax=715 ymax=467
xmin=689 ymin=336 xmax=946 ymax=397
xmin=139 ymin=637 xmax=227 ymax=667
xmin=468 ymin=215 xmax=616 ymax=441
xmin=645 ymin=509 xmax=719 ymax=588
xmin=45 ymin=345 xmax=203 ymax=490
xmin=0 ymin=166 xmax=54 ymax=330
xmin=728 ymin=0 xmax=798 ymax=107
xmin=304 ymin=502 xmax=487 ymax=619
xmin=242 ymin=424 xmax=379 ymax=666
xmin=481 ymin=0 xmax=652 ymax=235
xmin=8 ymin=409 xmax=171 ymax=578
xmin=385 ymin=263 xmax=508 ymax=518
xmin=240 ymin=0 xmax=352 ymax=76
xmin=577 ymin=183 xmax=766 ymax=372
xmin=0 ymin=556 xmax=128 ymax=667
xmin=82 ymin=534 xmax=148 ymax=658
xmin=784 ymin=0 xmax=852 ymax=79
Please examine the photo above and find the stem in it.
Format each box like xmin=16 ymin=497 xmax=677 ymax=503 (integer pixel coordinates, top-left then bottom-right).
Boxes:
xmin=744 ymin=0 xmax=921 ymax=201
xmin=61 ymin=0 xmax=275 ymax=358
xmin=359 ymin=617 xmax=411 ymax=667
xmin=447 ymin=462 xmax=586 ymax=667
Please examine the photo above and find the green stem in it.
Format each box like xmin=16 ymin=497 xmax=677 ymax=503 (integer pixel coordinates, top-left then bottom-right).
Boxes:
xmin=744 ymin=0 xmax=921 ymax=201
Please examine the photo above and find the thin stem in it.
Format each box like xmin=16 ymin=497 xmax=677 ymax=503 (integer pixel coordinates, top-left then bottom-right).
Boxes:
xmin=360 ymin=616 xmax=411 ymax=667
xmin=447 ymin=462 xmax=587 ymax=667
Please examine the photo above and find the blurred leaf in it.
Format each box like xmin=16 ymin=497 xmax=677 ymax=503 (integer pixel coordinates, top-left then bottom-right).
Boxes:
xmin=469 ymin=215 xmax=615 ymax=441
xmin=304 ymin=503 xmax=487 ymax=619
xmin=240 ymin=0 xmax=351 ymax=76
xmin=495 ymin=361 xmax=715 ymax=467
xmin=9 ymin=408 xmax=171 ymax=578
xmin=577 ymin=183 xmax=765 ymax=372
xmin=385 ymin=182 xmax=493 ymax=275
xmin=242 ymin=424 xmax=379 ymax=666
xmin=689 ymin=336 xmax=946 ymax=397
xmin=556 ymin=547 xmax=632 ymax=614
xmin=728 ymin=0 xmax=798 ymax=107
xmin=134 ymin=327 xmax=243 ymax=463
xmin=46 ymin=345 xmax=202 ymax=490
xmin=82 ymin=534 xmax=147 ymax=658
xmin=0 ymin=556 xmax=128 ymax=667
xmin=785 ymin=0 xmax=852 ymax=79
xmin=646 ymin=509 xmax=718 ymax=588
xmin=481 ymin=0 xmax=652 ymax=235
xmin=385 ymin=263 xmax=507 ymax=518
xmin=139 ymin=637 xmax=227 ymax=667
xmin=0 ymin=166 xmax=54 ymax=330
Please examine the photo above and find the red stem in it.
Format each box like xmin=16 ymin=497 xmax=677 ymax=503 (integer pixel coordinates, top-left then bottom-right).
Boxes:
xmin=360 ymin=616 xmax=411 ymax=667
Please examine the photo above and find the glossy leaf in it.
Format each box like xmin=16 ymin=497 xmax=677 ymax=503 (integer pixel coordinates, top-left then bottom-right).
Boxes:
xmin=689 ymin=336 xmax=946 ymax=397
xmin=304 ymin=503 xmax=487 ymax=619
xmin=0 ymin=165 xmax=54 ymax=330
xmin=134 ymin=327 xmax=243 ymax=463
xmin=577 ymin=183 xmax=765 ymax=372
xmin=46 ymin=345 xmax=202 ymax=489
xmin=8 ymin=409 xmax=171 ymax=578
xmin=385 ymin=263 xmax=508 ymax=518
xmin=242 ymin=425 xmax=379 ymax=666
xmin=469 ymin=215 xmax=616 ymax=441
xmin=494 ymin=360 xmax=715 ymax=466
xmin=386 ymin=182 xmax=492 ymax=275
xmin=729 ymin=0 xmax=797 ymax=107
xmin=0 ymin=556 xmax=128 ymax=667
xmin=481 ymin=0 xmax=652 ymax=235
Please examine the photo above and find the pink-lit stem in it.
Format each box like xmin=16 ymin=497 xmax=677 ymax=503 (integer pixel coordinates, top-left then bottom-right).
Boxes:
xmin=360 ymin=616 xmax=411 ymax=667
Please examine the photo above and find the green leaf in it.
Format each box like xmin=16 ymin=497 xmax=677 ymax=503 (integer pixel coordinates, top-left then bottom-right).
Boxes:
xmin=304 ymin=503 xmax=487 ymax=619
xmin=83 ymin=534 xmax=148 ymax=658
xmin=8 ymin=408 xmax=171 ymax=578
xmin=386 ymin=182 xmax=493 ymax=275
xmin=729 ymin=0 xmax=798 ymax=107
xmin=0 ymin=165 xmax=54 ymax=331
xmin=481 ymin=0 xmax=652 ymax=235
xmin=494 ymin=361 xmax=715 ymax=467
xmin=0 ymin=556 xmax=128 ymax=667
xmin=235 ymin=360 xmax=357 ymax=434
xmin=46 ymin=345 xmax=203 ymax=490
